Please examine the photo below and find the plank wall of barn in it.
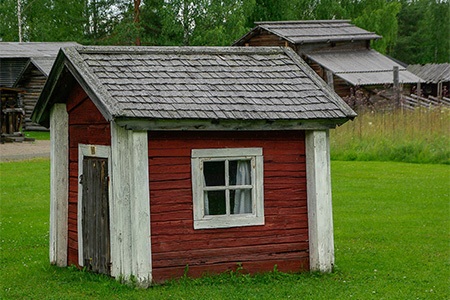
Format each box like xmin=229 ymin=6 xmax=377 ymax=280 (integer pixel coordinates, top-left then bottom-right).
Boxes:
xmin=15 ymin=66 xmax=48 ymax=130
xmin=148 ymin=131 xmax=309 ymax=282
xmin=66 ymin=84 xmax=111 ymax=266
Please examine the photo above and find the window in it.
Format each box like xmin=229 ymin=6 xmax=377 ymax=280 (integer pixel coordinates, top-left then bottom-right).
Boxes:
xmin=191 ymin=148 xmax=264 ymax=229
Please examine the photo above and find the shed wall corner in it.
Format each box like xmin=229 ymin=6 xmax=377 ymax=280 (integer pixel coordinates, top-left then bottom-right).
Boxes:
xmin=49 ymin=103 xmax=69 ymax=266
xmin=305 ymin=129 xmax=335 ymax=273
xmin=110 ymin=122 xmax=152 ymax=287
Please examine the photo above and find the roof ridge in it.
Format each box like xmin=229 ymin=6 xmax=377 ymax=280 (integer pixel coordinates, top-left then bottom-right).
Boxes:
xmin=75 ymin=46 xmax=287 ymax=55
xmin=255 ymin=20 xmax=350 ymax=25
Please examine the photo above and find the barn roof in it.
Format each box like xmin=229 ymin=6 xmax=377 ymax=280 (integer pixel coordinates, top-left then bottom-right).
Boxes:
xmin=407 ymin=63 xmax=450 ymax=84
xmin=0 ymin=42 xmax=81 ymax=87
xmin=33 ymin=46 xmax=356 ymax=130
xmin=307 ymin=50 xmax=423 ymax=85
xmin=0 ymin=42 xmax=80 ymax=58
xmin=234 ymin=20 xmax=381 ymax=46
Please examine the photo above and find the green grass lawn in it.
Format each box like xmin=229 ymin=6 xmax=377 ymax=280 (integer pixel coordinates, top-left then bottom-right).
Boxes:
xmin=0 ymin=159 xmax=449 ymax=299
xmin=22 ymin=131 xmax=50 ymax=140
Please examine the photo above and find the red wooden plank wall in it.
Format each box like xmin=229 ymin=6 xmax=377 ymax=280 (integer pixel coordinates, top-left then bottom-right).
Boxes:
xmin=148 ymin=131 xmax=309 ymax=282
xmin=66 ymin=84 xmax=111 ymax=266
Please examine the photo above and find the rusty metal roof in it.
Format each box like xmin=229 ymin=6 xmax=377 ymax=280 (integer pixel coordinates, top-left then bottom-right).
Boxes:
xmin=307 ymin=50 xmax=422 ymax=85
xmin=33 ymin=46 xmax=356 ymax=128
xmin=234 ymin=20 xmax=380 ymax=45
xmin=407 ymin=63 xmax=450 ymax=83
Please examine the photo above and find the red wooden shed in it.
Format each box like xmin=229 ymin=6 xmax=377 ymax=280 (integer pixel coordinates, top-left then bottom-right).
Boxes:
xmin=32 ymin=46 xmax=356 ymax=286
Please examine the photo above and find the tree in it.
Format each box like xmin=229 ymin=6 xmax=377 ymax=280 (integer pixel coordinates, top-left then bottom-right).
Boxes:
xmin=353 ymin=0 xmax=401 ymax=54
xmin=392 ymin=0 xmax=449 ymax=64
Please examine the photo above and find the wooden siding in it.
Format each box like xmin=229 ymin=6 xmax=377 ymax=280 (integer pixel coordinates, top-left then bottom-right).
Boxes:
xmin=148 ymin=131 xmax=309 ymax=282
xmin=67 ymin=84 xmax=111 ymax=266
xmin=296 ymin=40 xmax=368 ymax=54
xmin=15 ymin=67 xmax=48 ymax=130
xmin=244 ymin=31 xmax=289 ymax=47
xmin=243 ymin=30 xmax=368 ymax=53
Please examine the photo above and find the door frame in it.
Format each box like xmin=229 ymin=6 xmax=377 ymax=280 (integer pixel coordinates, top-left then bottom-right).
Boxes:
xmin=77 ymin=144 xmax=112 ymax=268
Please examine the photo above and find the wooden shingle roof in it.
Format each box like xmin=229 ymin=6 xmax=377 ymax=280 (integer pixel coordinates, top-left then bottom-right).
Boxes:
xmin=234 ymin=20 xmax=381 ymax=46
xmin=33 ymin=46 xmax=356 ymax=130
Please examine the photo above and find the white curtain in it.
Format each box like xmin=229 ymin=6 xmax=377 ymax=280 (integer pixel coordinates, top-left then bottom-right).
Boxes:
xmin=233 ymin=161 xmax=252 ymax=214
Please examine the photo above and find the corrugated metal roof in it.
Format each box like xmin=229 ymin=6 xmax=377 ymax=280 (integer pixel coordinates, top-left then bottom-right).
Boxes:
xmin=307 ymin=50 xmax=422 ymax=85
xmin=0 ymin=42 xmax=80 ymax=58
xmin=234 ymin=20 xmax=380 ymax=45
xmin=407 ymin=63 xmax=450 ymax=83
xmin=34 ymin=46 xmax=356 ymax=126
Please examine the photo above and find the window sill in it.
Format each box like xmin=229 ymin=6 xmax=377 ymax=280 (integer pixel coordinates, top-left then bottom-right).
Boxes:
xmin=193 ymin=215 xmax=265 ymax=230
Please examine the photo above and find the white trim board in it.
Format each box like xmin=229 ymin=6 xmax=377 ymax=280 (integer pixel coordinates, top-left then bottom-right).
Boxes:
xmin=49 ymin=104 xmax=69 ymax=267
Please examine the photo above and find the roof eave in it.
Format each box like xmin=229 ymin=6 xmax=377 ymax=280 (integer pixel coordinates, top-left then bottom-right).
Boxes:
xmin=32 ymin=50 xmax=67 ymax=126
xmin=32 ymin=46 xmax=117 ymax=126
xmin=282 ymin=47 xmax=357 ymax=119
xmin=114 ymin=117 xmax=353 ymax=131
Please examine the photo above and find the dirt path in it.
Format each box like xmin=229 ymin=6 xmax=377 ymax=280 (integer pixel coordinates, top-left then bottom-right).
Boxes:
xmin=0 ymin=140 xmax=50 ymax=162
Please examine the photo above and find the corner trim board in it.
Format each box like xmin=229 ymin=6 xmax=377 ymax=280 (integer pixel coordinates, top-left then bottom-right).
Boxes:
xmin=49 ymin=104 xmax=69 ymax=267
xmin=305 ymin=129 xmax=335 ymax=273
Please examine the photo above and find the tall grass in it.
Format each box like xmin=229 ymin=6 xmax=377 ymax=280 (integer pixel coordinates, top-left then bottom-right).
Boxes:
xmin=331 ymin=108 xmax=450 ymax=164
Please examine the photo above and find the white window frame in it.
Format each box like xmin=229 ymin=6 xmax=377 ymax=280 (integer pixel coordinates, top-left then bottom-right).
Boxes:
xmin=191 ymin=147 xmax=264 ymax=229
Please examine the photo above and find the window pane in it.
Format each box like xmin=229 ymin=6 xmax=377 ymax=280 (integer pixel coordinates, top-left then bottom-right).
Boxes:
xmin=205 ymin=190 xmax=226 ymax=215
xmin=230 ymin=189 xmax=252 ymax=214
xmin=229 ymin=160 xmax=251 ymax=186
xmin=203 ymin=161 xmax=225 ymax=186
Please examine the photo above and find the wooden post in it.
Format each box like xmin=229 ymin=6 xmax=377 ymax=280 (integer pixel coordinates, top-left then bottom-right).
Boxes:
xmin=49 ymin=104 xmax=69 ymax=267
xmin=305 ymin=130 xmax=334 ymax=273
xmin=393 ymin=66 xmax=400 ymax=108
xmin=437 ymin=81 xmax=443 ymax=98
xmin=325 ymin=69 xmax=334 ymax=90
xmin=110 ymin=122 xmax=152 ymax=287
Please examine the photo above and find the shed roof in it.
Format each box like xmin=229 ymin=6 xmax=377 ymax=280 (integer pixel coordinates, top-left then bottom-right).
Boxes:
xmin=307 ymin=50 xmax=423 ymax=85
xmin=33 ymin=46 xmax=355 ymax=130
xmin=407 ymin=63 xmax=450 ymax=84
xmin=234 ymin=20 xmax=381 ymax=45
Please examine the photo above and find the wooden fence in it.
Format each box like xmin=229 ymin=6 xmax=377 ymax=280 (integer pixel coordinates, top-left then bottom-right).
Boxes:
xmin=401 ymin=94 xmax=450 ymax=110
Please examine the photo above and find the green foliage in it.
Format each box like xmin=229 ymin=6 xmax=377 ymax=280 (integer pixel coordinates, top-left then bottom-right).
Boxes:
xmin=1 ymin=0 xmax=447 ymax=64
xmin=0 ymin=159 xmax=448 ymax=298
xmin=331 ymin=109 xmax=450 ymax=164
xmin=353 ymin=1 xmax=401 ymax=54
xmin=392 ymin=0 xmax=450 ymax=64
